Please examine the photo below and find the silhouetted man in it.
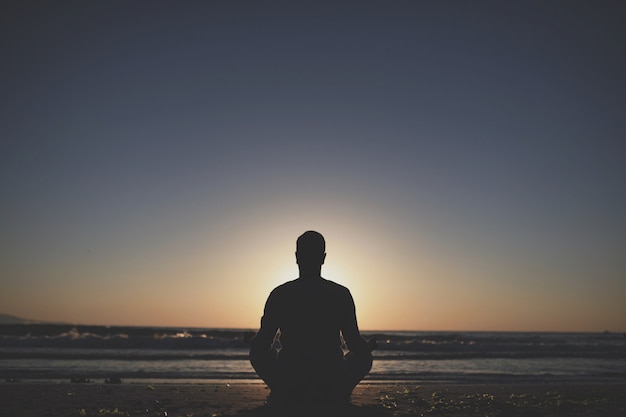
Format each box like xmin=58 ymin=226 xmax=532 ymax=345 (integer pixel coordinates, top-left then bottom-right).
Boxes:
xmin=249 ymin=231 xmax=375 ymax=403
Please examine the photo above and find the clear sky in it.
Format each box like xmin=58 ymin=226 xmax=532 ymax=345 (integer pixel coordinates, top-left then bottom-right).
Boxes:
xmin=1 ymin=1 xmax=625 ymax=332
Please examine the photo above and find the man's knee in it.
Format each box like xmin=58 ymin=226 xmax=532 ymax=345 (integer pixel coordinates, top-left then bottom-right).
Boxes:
xmin=345 ymin=351 xmax=373 ymax=370
xmin=344 ymin=350 xmax=373 ymax=386
xmin=250 ymin=348 xmax=278 ymax=385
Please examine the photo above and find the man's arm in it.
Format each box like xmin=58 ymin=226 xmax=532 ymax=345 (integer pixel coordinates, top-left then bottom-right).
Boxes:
xmin=249 ymin=290 xmax=279 ymax=354
xmin=341 ymin=289 xmax=375 ymax=354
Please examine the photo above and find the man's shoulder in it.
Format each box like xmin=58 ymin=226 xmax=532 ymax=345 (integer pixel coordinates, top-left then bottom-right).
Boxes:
xmin=321 ymin=277 xmax=350 ymax=293
xmin=270 ymin=279 xmax=299 ymax=294
xmin=271 ymin=278 xmax=350 ymax=294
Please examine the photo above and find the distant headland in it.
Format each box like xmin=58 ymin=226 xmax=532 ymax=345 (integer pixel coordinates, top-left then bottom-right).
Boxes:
xmin=0 ymin=313 xmax=39 ymax=325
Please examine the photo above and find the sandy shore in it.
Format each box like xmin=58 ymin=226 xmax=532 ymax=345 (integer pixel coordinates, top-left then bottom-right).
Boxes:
xmin=1 ymin=381 xmax=625 ymax=416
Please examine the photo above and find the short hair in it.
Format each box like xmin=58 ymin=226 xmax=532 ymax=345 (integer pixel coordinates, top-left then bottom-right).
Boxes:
xmin=296 ymin=231 xmax=326 ymax=255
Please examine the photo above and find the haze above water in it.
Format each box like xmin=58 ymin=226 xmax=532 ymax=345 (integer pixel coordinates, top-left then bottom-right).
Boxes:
xmin=1 ymin=1 xmax=625 ymax=332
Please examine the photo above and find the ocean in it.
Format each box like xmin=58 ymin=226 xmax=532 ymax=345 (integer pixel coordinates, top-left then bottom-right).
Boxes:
xmin=1 ymin=325 xmax=625 ymax=384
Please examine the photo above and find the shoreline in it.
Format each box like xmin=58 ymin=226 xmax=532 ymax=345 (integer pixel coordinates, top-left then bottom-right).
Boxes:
xmin=4 ymin=376 xmax=626 ymax=384
xmin=2 ymin=380 xmax=625 ymax=416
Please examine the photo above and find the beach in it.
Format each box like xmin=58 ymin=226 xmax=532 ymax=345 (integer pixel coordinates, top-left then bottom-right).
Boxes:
xmin=1 ymin=381 xmax=625 ymax=417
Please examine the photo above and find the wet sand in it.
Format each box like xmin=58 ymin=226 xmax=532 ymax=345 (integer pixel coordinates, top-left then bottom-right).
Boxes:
xmin=1 ymin=381 xmax=625 ymax=416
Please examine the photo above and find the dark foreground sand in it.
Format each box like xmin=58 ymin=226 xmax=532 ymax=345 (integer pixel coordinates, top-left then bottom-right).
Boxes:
xmin=1 ymin=381 xmax=625 ymax=417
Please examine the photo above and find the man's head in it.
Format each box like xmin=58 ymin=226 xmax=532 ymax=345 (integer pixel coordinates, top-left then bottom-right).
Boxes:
xmin=296 ymin=230 xmax=326 ymax=269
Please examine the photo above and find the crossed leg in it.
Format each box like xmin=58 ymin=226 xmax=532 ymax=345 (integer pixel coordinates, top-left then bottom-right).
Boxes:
xmin=250 ymin=349 xmax=373 ymax=402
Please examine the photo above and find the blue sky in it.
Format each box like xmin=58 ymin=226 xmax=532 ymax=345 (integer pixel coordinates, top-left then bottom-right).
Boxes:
xmin=1 ymin=1 xmax=625 ymax=331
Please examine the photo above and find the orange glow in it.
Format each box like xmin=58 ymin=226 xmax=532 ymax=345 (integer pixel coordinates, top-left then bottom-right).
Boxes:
xmin=3 ymin=197 xmax=624 ymax=333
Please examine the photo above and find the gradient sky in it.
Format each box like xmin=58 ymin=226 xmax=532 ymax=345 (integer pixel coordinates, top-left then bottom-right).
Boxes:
xmin=1 ymin=1 xmax=625 ymax=332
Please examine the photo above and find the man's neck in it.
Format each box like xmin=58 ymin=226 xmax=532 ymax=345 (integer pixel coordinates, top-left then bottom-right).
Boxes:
xmin=298 ymin=268 xmax=322 ymax=280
